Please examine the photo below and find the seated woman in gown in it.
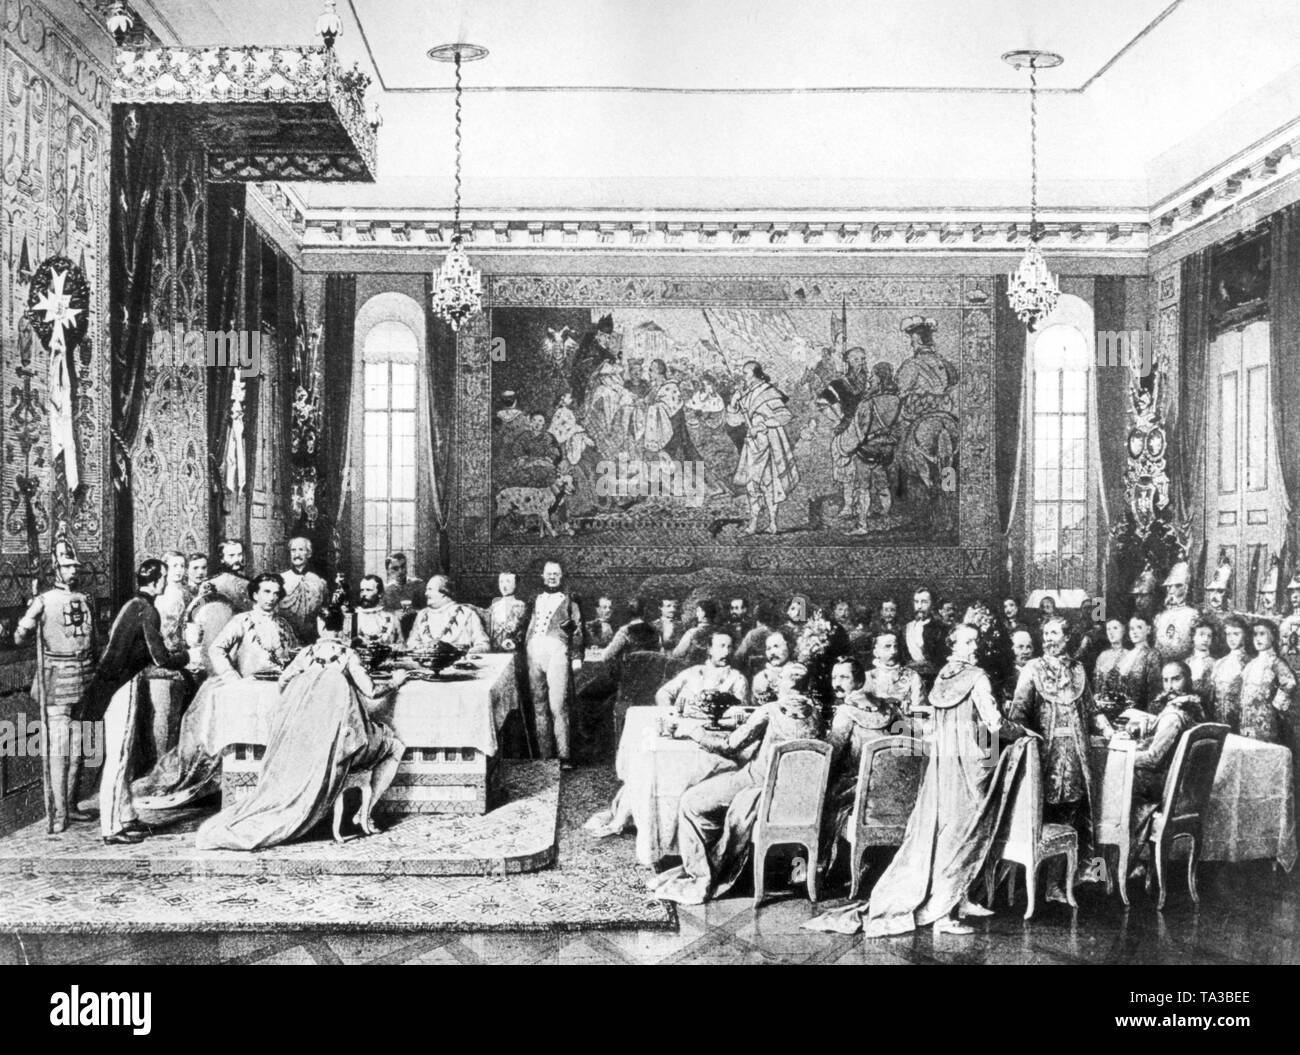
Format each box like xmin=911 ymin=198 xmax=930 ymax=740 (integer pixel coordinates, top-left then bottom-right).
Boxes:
xmin=647 ymin=661 xmax=823 ymax=905
xmin=134 ymin=573 xmax=300 ymax=810
xmin=196 ymin=606 xmax=407 ymax=852
xmin=1125 ymin=659 xmax=1205 ymax=880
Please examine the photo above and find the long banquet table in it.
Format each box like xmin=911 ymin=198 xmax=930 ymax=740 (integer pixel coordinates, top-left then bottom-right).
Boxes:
xmin=211 ymin=653 xmax=518 ymax=815
xmin=599 ymin=708 xmax=1299 ymax=872
xmin=1091 ymin=732 xmax=1297 ymax=872
xmin=589 ymin=708 xmax=729 ymax=867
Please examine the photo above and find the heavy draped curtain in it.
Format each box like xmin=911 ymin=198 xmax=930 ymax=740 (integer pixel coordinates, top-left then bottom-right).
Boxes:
xmin=318 ymin=274 xmax=357 ymax=572
xmin=110 ymin=105 xmax=171 ymax=601
xmin=422 ymin=274 xmax=457 ymax=573
xmin=1094 ymin=277 xmax=1133 ymax=602
xmin=276 ymin=254 xmax=298 ymax=528
xmin=1269 ymin=205 xmax=1300 ymax=575
xmin=1170 ymin=249 xmax=1212 ymax=580
xmin=205 ymin=182 xmax=246 ymax=551
xmin=994 ymin=274 xmax=1028 ymax=593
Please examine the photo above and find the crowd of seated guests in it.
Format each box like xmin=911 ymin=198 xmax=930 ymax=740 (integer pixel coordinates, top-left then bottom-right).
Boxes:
xmin=124 ymin=537 xmax=1299 ymax=887
xmin=581 ymin=578 xmax=1298 ymax=915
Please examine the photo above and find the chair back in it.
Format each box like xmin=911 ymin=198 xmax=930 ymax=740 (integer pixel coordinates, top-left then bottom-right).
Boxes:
xmin=758 ymin=739 xmax=831 ymax=832
xmin=1159 ymin=722 xmax=1229 ymax=841
xmin=990 ymin=738 xmax=1039 ymax=858
xmin=853 ymin=735 xmax=927 ymax=843
xmin=187 ymin=596 xmax=236 ymax=675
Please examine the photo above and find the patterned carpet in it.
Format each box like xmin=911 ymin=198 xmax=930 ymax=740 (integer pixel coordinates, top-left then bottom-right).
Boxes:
xmin=0 ymin=766 xmax=676 ymax=934
xmin=0 ymin=763 xmax=560 ymax=878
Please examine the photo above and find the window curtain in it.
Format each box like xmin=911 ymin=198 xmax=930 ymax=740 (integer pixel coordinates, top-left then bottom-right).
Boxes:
xmin=1094 ymin=276 xmax=1132 ymax=603
xmin=1269 ymin=204 xmax=1300 ymax=573
xmin=110 ymin=106 xmax=171 ymax=602
xmin=276 ymin=254 xmax=298 ymax=529
xmin=994 ymin=274 xmax=1030 ymax=593
xmin=238 ymin=222 xmax=265 ymax=550
xmin=422 ymin=274 xmax=456 ymax=573
xmin=318 ymin=274 xmax=357 ymax=574
xmin=205 ymin=182 xmax=247 ymax=551
xmin=1170 ymin=249 xmax=1212 ymax=578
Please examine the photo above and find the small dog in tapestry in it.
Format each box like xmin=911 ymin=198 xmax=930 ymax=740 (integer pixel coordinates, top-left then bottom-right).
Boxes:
xmin=493 ymin=474 xmax=575 ymax=538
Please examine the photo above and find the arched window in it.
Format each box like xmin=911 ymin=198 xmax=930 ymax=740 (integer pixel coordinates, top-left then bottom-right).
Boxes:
xmin=362 ymin=320 xmax=419 ymax=577
xmin=1028 ymin=318 xmax=1094 ymax=593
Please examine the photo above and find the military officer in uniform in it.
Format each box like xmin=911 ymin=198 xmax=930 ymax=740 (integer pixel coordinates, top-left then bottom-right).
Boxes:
xmin=525 ymin=561 xmax=584 ymax=766
xmin=1153 ymin=561 xmax=1198 ymax=662
xmin=13 ymin=530 xmax=97 ymax=832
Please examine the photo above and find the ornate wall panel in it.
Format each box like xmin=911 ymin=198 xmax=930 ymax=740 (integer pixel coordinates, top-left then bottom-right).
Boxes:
xmin=1 ymin=0 xmax=112 ymax=607
xmin=129 ymin=143 xmax=207 ymax=562
xmin=452 ymin=273 xmax=1001 ymax=605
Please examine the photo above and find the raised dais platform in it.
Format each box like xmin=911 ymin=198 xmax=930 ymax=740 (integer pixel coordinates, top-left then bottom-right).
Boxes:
xmin=0 ymin=762 xmax=559 ymax=879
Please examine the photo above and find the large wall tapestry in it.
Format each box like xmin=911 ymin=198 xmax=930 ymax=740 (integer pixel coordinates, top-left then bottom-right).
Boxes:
xmin=1 ymin=0 xmax=112 ymax=608
xmin=452 ymin=274 xmax=999 ymax=604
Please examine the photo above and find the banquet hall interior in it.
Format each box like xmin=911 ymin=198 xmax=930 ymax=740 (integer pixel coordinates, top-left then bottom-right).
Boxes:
xmin=1 ymin=0 xmax=1300 ymax=965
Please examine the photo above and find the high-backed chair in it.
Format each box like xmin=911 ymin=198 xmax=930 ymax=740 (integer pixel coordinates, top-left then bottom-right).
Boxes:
xmin=1147 ymin=722 xmax=1230 ymax=910
xmin=847 ymin=735 xmax=928 ymax=899
xmin=984 ymin=738 xmax=1078 ymax=920
xmin=187 ymin=595 xmax=236 ymax=675
xmin=753 ymin=739 xmax=832 ymax=906
xmin=1096 ymin=739 xmax=1138 ymax=906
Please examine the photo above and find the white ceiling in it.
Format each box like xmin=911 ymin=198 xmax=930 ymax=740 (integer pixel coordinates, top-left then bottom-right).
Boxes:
xmin=134 ymin=0 xmax=1300 ymax=215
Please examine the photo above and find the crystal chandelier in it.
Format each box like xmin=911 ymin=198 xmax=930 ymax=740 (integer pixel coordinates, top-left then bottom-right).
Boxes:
xmin=428 ymin=43 xmax=489 ymax=331
xmin=1004 ymin=50 xmax=1063 ymax=331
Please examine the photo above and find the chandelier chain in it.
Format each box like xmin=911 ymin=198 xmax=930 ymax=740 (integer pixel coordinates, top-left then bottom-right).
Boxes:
xmin=1029 ymin=60 xmax=1039 ymax=241
xmin=453 ymin=48 xmax=463 ymax=239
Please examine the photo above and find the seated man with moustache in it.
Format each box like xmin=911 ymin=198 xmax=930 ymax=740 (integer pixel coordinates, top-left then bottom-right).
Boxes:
xmin=655 ymin=631 xmax=749 ymax=720
xmin=822 ymin=654 xmax=917 ymax=862
xmin=135 ymin=573 xmax=299 ymax=810
xmin=750 ymin=631 xmax=791 ymax=707
xmin=407 ymin=575 xmax=490 ymax=654
xmin=354 ymin=575 xmax=404 ymax=646
xmin=649 ymin=662 xmax=823 ymax=904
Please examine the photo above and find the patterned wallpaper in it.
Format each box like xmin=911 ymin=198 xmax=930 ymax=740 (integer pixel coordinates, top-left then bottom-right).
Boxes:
xmin=0 ymin=0 xmax=112 ymax=607
xmin=130 ymin=138 xmax=208 ymax=563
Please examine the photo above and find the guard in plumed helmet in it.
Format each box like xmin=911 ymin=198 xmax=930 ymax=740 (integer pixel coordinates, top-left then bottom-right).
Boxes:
xmin=1203 ymin=557 xmax=1233 ymax=616
xmin=1278 ymin=573 xmax=1300 ymax=676
xmin=13 ymin=524 xmax=98 ymax=833
xmin=1154 ymin=561 xmax=1198 ymax=661
xmin=1130 ymin=562 xmax=1159 ymax=622
xmin=1257 ymin=557 xmax=1281 ymax=617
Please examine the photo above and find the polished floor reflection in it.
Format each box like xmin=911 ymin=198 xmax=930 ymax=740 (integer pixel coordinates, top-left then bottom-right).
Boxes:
xmin=2 ymin=858 xmax=1293 ymax=965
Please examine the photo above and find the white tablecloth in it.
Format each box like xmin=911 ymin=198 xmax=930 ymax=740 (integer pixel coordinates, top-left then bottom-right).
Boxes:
xmin=589 ymin=708 xmax=728 ymax=867
xmin=208 ymin=653 xmax=518 ymax=757
xmin=1201 ymin=734 xmax=1297 ymax=870
xmin=1092 ymin=732 xmax=1297 ymax=871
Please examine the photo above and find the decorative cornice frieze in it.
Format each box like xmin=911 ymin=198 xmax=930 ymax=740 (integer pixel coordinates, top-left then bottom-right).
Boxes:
xmin=265 ymin=211 xmax=1152 ymax=254
xmin=1149 ymin=130 xmax=1300 ymax=247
